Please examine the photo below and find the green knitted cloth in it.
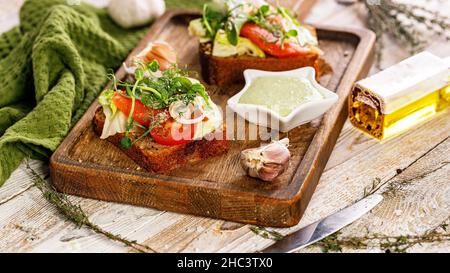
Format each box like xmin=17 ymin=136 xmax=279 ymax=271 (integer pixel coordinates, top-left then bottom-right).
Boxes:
xmin=0 ymin=0 xmax=150 ymax=186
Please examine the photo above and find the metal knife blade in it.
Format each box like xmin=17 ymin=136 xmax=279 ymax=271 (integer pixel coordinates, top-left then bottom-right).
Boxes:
xmin=261 ymin=194 xmax=383 ymax=253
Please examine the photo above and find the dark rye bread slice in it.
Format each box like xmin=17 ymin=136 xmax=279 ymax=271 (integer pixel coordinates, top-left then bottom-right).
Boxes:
xmin=93 ymin=108 xmax=229 ymax=174
xmin=199 ymin=27 xmax=320 ymax=86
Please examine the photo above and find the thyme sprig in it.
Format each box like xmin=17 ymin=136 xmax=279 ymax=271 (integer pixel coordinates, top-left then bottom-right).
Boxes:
xmin=360 ymin=0 xmax=450 ymax=66
xmin=25 ymin=161 xmax=156 ymax=253
xmin=315 ymin=220 xmax=450 ymax=253
xmin=315 ymin=160 xmax=450 ymax=253
xmin=250 ymin=226 xmax=285 ymax=241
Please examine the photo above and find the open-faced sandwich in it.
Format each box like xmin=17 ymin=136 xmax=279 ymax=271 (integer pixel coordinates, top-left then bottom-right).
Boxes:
xmin=189 ymin=0 xmax=322 ymax=86
xmin=94 ymin=43 xmax=229 ymax=174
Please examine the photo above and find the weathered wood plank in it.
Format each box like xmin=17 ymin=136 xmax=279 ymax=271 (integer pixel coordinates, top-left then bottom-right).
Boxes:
xmin=0 ymin=160 xmax=47 ymax=205
xmin=0 ymin=184 xmax=171 ymax=252
xmin=184 ymin=109 xmax=450 ymax=253
xmin=1 ymin=106 xmax=447 ymax=253
xmin=345 ymin=138 xmax=450 ymax=237
xmin=299 ymin=138 xmax=450 ymax=253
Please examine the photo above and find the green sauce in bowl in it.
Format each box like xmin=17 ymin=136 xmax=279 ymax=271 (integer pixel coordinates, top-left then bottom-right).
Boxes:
xmin=238 ymin=76 xmax=324 ymax=117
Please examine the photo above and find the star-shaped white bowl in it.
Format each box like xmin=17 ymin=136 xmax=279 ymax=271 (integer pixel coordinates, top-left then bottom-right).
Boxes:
xmin=227 ymin=67 xmax=339 ymax=132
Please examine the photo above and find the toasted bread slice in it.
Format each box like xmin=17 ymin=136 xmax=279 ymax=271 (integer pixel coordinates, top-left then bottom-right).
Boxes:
xmin=199 ymin=27 xmax=320 ymax=86
xmin=93 ymin=108 xmax=229 ymax=174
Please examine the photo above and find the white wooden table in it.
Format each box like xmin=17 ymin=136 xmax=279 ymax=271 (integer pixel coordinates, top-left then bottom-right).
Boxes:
xmin=0 ymin=0 xmax=449 ymax=253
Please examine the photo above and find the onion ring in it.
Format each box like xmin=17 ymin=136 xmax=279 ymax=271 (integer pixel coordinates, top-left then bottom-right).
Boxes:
xmin=169 ymin=98 xmax=207 ymax=125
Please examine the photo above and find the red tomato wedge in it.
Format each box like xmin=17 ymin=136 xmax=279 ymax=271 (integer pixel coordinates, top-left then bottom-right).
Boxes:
xmin=240 ymin=23 xmax=311 ymax=58
xmin=112 ymin=92 xmax=195 ymax=146
xmin=112 ymin=93 xmax=164 ymax=127
xmin=150 ymin=118 xmax=195 ymax=146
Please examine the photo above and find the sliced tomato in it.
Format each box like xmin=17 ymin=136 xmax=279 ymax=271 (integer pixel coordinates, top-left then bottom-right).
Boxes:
xmin=112 ymin=92 xmax=165 ymax=127
xmin=112 ymin=92 xmax=195 ymax=146
xmin=240 ymin=23 xmax=311 ymax=58
xmin=150 ymin=118 xmax=195 ymax=146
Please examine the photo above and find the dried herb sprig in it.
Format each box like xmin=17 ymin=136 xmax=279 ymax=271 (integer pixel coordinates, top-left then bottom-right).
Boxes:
xmin=25 ymin=161 xmax=156 ymax=253
xmin=315 ymin=219 xmax=450 ymax=253
xmin=361 ymin=0 xmax=450 ymax=66
xmin=250 ymin=226 xmax=285 ymax=241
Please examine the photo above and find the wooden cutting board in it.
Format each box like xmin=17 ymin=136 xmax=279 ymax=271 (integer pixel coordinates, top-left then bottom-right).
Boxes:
xmin=50 ymin=1 xmax=375 ymax=227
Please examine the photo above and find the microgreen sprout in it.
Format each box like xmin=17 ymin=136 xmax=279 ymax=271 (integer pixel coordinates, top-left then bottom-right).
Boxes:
xmin=105 ymin=60 xmax=210 ymax=150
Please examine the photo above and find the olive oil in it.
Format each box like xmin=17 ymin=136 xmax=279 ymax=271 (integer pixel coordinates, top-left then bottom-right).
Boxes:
xmin=349 ymin=52 xmax=449 ymax=140
xmin=350 ymin=85 xmax=449 ymax=140
xmin=383 ymin=85 xmax=449 ymax=139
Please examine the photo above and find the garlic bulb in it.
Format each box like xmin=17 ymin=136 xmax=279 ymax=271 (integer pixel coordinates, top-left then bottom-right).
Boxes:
xmin=108 ymin=0 xmax=166 ymax=29
xmin=240 ymin=138 xmax=291 ymax=182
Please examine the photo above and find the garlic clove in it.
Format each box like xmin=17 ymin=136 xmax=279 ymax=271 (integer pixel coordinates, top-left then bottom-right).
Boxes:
xmin=240 ymin=138 xmax=291 ymax=182
xmin=258 ymin=162 xmax=287 ymax=182
xmin=240 ymin=149 xmax=260 ymax=172
xmin=260 ymin=142 xmax=291 ymax=165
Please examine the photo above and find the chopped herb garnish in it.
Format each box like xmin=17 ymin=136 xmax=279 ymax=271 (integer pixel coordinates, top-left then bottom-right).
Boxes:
xmin=281 ymin=29 xmax=298 ymax=48
xmin=120 ymin=136 xmax=132 ymax=149
xmin=248 ymin=5 xmax=299 ymax=46
xmin=200 ymin=2 xmax=303 ymax=47
xmin=200 ymin=3 xmax=246 ymax=45
xmin=148 ymin=60 xmax=160 ymax=72
xmin=225 ymin=20 xmax=239 ymax=46
xmin=106 ymin=60 xmax=210 ymax=150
